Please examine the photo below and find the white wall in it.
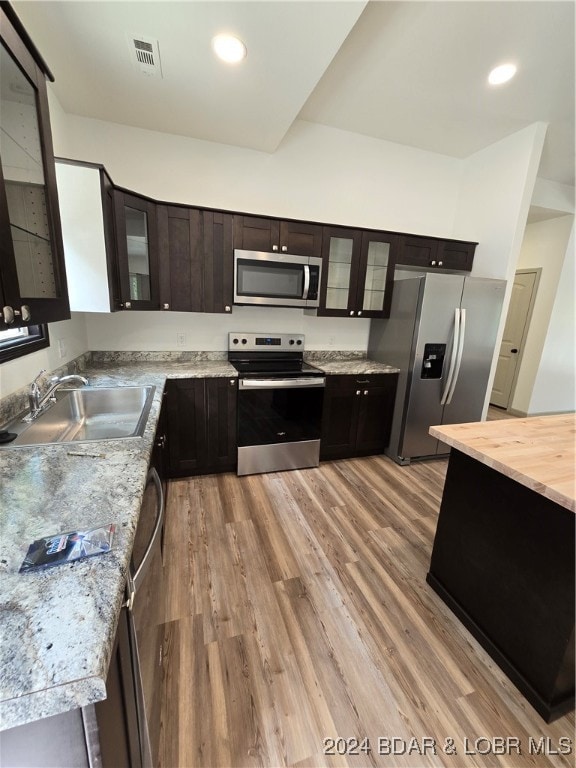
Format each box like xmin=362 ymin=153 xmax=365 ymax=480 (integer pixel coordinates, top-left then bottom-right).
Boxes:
xmin=454 ymin=123 xmax=547 ymax=281
xmin=62 ymin=114 xmax=462 ymax=235
xmin=0 ymin=313 xmax=88 ymax=399
xmin=85 ymin=307 xmax=369 ymax=353
xmin=528 ymin=225 xmax=575 ymax=414
xmin=59 ymin=111 xmax=543 ymax=361
xmin=451 ymin=124 xmax=547 ymax=416
xmin=2 ymin=90 xmax=547 ymax=401
xmin=57 ymin=107 xmax=464 ymax=360
xmin=512 ymin=215 xmax=574 ymax=413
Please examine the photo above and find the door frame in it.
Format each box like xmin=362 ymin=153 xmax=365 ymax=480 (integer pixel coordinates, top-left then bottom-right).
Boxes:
xmin=491 ymin=268 xmax=541 ymax=413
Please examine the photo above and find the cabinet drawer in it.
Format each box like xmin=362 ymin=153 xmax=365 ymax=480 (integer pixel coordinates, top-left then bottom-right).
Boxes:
xmin=326 ymin=373 xmax=394 ymax=389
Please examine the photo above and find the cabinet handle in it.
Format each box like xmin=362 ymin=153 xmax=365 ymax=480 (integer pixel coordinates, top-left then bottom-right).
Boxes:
xmin=2 ymin=306 xmax=15 ymax=324
xmin=431 ymin=260 xmax=437 ymax=266
xmin=272 ymin=245 xmax=279 ymax=251
xmin=364 ymin=390 xmax=368 ymax=395
xmin=356 ymin=390 xmax=361 ymax=395
xmin=230 ymin=379 xmax=236 ymax=386
xmin=350 ymin=310 xmax=355 ymax=316
xmin=21 ymin=305 xmax=31 ymax=321
xmin=125 ymin=301 xmax=132 ymax=309
xmin=163 ymin=303 xmax=170 ymax=310
xmin=225 ymin=305 xmax=231 ymax=312
xmin=281 ymin=245 xmax=288 ymax=252
xmin=358 ymin=310 xmax=362 ymax=316
xmin=438 ymin=261 xmax=443 ymax=266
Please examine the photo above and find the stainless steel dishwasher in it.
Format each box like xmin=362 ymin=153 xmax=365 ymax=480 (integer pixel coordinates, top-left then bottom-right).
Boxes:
xmin=126 ymin=467 xmax=165 ymax=768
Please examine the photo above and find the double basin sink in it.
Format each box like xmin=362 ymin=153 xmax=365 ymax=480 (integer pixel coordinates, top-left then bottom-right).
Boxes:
xmin=3 ymin=385 xmax=155 ymax=447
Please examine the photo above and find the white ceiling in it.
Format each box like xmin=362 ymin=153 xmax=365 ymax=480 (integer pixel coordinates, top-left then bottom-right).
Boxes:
xmin=11 ymin=0 xmax=576 ymax=187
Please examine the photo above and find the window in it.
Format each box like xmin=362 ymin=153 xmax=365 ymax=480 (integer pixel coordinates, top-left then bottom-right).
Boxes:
xmin=0 ymin=325 xmax=49 ymax=363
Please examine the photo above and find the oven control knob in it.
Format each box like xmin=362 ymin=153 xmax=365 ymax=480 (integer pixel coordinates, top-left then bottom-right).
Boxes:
xmin=232 ymin=338 xmax=239 ymax=344
xmin=289 ymin=339 xmax=294 ymax=345
xmin=241 ymin=338 xmax=247 ymax=344
xmin=296 ymin=340 xmax=302 ymax=345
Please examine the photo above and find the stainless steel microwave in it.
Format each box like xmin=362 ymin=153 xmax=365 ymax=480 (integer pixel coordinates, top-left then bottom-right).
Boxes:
xmin=234 ymin=249 xmax=322 ymax=308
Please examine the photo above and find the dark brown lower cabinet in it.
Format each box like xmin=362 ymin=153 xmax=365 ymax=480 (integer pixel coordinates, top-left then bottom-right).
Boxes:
xmin=166 ymin=377 xmax=238 ymax=477
xmin=320 ymin=373 xmax=398 ymax=460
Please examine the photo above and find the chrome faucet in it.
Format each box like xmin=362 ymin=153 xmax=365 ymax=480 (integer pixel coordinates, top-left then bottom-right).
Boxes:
xmin=26 ymin=370 xmax=89 ymax=421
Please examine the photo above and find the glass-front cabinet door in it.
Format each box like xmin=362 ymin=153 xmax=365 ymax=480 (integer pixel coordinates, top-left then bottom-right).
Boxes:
xmin=0 ymin=7 xmax=69 ymax=328
xmin=319 ymin=227 xmax=362 ymax=317
xmin=357 ymin=232 xmax=398 ymax=318
xmin=319 ymin=227 xmax=397 ymax=318
xmin=114 ymin=190 xmax=159 ymax=310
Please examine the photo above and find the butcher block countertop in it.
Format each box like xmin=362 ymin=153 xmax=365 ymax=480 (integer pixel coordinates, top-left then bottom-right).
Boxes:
xmin=430 ymin=413 xmax=576 ymax=513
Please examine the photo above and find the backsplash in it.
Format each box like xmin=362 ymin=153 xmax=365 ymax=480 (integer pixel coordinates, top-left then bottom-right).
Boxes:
xmin=91 ymin=351 xmax=228 ymax=363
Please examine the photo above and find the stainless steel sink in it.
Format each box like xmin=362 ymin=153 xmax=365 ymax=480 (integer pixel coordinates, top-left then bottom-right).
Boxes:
xmin=4 ymin=385 xmax=156 ymax=447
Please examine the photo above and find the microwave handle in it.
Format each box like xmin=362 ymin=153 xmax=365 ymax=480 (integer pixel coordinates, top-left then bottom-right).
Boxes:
xmin=303 ymin=264 xmax=310 ymax=299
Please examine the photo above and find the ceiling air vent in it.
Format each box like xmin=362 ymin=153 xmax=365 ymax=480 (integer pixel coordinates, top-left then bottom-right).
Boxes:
xmin=127 ymin=34 xmax=163 ymax=77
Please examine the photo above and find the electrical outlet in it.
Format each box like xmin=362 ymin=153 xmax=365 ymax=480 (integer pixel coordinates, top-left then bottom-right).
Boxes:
xmin=176 ymin=332 xmax=186 ymax=347
xmin=58 ymin=339 xmax=67 ymax=359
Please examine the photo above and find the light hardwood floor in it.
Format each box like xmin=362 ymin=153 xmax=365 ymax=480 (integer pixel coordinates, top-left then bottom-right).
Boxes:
xmin=160 ymin=456 xmax=574 ymax=768
xmin=487 ymin=406 xmax=517 ymax=421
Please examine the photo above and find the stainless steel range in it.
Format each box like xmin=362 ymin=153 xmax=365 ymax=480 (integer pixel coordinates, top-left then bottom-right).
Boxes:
xmin=228 ymin=332 xmax=325 ymax=476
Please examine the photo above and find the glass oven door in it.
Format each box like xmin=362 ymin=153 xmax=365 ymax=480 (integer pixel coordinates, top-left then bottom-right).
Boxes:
xmin=238 ymin=378 xmax=325 ymax=447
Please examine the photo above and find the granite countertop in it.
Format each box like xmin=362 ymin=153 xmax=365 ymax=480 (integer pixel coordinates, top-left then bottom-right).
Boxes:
xmin=0 ymin=359 xmax=237 ymax=732
xmin=0 ymin=352 xmax=398 ymax=732
xmin=429 ymin=414 xmax=576 ymax=513
xmin=307 ymin=358 xmax=399 ymax=375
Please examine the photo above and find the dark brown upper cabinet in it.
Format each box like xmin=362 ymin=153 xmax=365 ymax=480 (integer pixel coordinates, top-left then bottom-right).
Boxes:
xmin=319 ymin=227 xmax=398 ymax=318
xmin=397 ymin=235 xmax=476 ymax=272
xmin=157 ymin=206 xmax=233 ymax=314
xmin=157 ymin=204 xmax=202 ymax=313
xmin=0 ymin=4 xmax=70 ymax=330
xmin=114 ymin=190 xmax=160 ymax=310
xmin=203 ymin=210 xmax=233 ymax=314
xmin=234 ymin=215 xmax=323 ymax=258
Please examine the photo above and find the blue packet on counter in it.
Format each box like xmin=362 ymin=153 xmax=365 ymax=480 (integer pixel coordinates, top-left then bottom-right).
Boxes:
xmin=19 ymin=524 xmax=115 ymax=572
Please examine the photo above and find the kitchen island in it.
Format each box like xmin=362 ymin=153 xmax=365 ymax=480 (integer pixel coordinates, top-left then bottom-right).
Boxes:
xmin=427 ymin=414 xmax=575 ymax=722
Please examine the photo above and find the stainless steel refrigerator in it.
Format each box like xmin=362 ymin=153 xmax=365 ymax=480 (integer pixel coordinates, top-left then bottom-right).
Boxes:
xmin=368 ymin=271 xmax=505 ymax=464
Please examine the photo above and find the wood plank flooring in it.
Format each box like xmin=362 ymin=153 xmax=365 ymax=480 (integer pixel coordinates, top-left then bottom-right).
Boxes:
xmin=159 ymin=456 xmax=574 ymax=768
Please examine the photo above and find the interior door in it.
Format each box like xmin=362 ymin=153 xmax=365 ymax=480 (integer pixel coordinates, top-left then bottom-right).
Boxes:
xmin=490 ymin=270 xmax=539 ymax=409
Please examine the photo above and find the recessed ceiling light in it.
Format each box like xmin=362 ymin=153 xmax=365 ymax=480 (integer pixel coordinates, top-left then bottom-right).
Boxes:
xmin=212 ymin=34 xmax=247 ymax=64
xmin=488 ymin=63 xmax=517 ymax=85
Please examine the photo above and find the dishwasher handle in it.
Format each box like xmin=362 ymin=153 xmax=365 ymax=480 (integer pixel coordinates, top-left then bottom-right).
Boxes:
xmin=130 ymin=467 xmax=164 ymax=597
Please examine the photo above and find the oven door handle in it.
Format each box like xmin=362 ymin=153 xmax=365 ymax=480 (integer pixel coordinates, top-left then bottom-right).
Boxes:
xmin=239 ymin=377 xmax=325 ymax=389
xmin=302 ymin=264 xmax=310 ymax=300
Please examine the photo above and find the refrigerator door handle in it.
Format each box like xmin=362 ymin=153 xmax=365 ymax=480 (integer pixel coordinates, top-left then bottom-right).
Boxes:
xmin=446 ymin=307 xmax=466 ymax=405
xmin=441 ymin=308 xmax=460 ymax=405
